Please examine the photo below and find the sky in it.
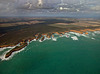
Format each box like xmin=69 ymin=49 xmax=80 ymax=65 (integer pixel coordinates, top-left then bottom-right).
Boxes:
xmin=0 ymin=0 xmax=100 ymax=16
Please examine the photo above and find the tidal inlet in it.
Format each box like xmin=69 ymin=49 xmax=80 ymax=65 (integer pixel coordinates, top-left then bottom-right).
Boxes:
xmin=0 ymin=0 xmax=100 ymax=74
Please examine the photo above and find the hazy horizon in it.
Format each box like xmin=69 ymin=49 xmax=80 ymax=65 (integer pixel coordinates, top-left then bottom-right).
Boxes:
xmin=0 ymin=0 xmax=100 ymax=17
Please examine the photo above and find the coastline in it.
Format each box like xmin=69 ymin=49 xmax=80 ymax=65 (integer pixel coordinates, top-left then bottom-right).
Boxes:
xmin=0 ymin=28 xmax=100 ymax=59
xmin=1 ymin=27 xmax=100 ymax=48
xmin=0 ymin=18 xmax=100 ymax=59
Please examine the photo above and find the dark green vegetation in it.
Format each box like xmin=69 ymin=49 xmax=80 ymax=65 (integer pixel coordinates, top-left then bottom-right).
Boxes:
xmin=0 ymin=18 xmax=100 ymax=47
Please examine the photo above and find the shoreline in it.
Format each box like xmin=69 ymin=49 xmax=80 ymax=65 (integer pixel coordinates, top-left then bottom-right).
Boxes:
xmin=1 ymin=17 xmax=100 ymax=47
xmin=0 ymin=17 xmax=100 ymax=59
xmin=0 ymin=28 xmax=100 ymax=59
xmin=0 ymin=28 xmax=100 ymax=48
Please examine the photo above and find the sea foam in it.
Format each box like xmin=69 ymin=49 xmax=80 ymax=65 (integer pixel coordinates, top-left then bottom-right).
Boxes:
xmin=0 ymin=46 xmax=17 ymax=52
xmin=69 ymin=32 xmax=81 ymax=37
xmin=0 ymin=47 xmax=26 ymax=61
xmin=52 ymin=37 xmax=57 ymax=41
xmin=71 ymin=36 xmax=78 ymax=40
xmin=91 ymin=38 xmax=95 ymax=40
xmin=94 ymin=31 xmax=100 ymax=34
xmin=0 ymin=31 xmax=99 ymax=61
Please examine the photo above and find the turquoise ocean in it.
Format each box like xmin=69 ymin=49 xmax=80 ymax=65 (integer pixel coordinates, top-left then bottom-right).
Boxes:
xmin=0 ymin=31 xmax=100 ymax=74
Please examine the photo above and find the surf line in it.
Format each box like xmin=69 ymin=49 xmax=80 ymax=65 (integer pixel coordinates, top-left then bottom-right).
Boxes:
xmin=0 ymin=31 xmax=100 ymax=61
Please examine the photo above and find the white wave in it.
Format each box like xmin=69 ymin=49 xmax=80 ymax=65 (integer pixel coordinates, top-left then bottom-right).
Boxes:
xmin=46 ymin=38 xmax=51 ymax=40
xmin=65 ymin=33 xmax=68 ymax=34
xmin=27 ymin=41 xmax=30 ymax=45
xmin=94 ymin=31 xmax=100 ymax=34
xmin=69 ymin=32 xmax=75 ymax=34
xmin=52 ymin=38 xmax=57 ymax=41
xmin=59 ymin=34 xmax=64 ymax=37
xmin=0 ymin=47 xmax=10 ymax=52
xmin=92 ymin=33 xmax=96 ymax=36
xmin=71 ymin=36 xmax=78 ymax=40
xmin=32 ymin=39 xmax=36 ymax=41
xmin=60 ymin=35 xmax=64 ymax=37
xmin=66 ymin=35 xmax=70 ymax=38
xmin=91 ymin=38 xmax=95 ymax=40
xmin=61 ymin=35 xmax=66 ymax=37
xmin=38 ymin=36 xmax=47 ymax=42
xmin=0 ymin=46 xmax=16 ymax=52
xmin=61 ymin=33 xmax=70 ymax=38
xmin=74 ymin=33 xmax=81 ymax=37
xmin=0 ymin=43 xmax=23 ymax=52
xmin=43 ymin=35 xmax=51 ymax=40
xmin=0 ymin=31 xmax=99 ymax=61
xmin=30 ymin=39 xmax=36 ymax=43
xmin=81 ymin=34 xmax=89 ymax=38
xmin=44 ymin=36 xmax=47 ymax=41
xmin=39 ymin=40 xmax=43 ymax=42
xmin=69 ymin=32 xmax=81 ymax=37
xmin=0 ymin=47 xmax=26 ymax=61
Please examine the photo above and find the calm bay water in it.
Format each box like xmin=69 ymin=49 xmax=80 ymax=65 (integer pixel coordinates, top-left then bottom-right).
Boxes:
xmin=0 ymin=32 xmax=100 ymax=74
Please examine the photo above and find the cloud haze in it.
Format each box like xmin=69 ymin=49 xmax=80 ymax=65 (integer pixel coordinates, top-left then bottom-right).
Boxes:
xmin=0 ymin=0 xmax=100 ymax=16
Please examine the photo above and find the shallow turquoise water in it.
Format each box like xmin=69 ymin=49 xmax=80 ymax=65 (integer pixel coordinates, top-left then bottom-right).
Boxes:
xmin=0 ymin=33 xmax=100 ymax=74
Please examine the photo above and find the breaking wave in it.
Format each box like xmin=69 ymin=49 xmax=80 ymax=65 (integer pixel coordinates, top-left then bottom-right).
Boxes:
xmin=94 ymin=31 xmax=100 ymax=34
xmin=52 ymin=37 xmax=57 ymax=41
xmin=71 ymin=36 xmax=78 ymax=40
xmin=0 ymin=43 xmax=21 ymax=52
xmin=39 ymin=31 xmax=100 ymax=42
xmin=0 ymin=46 xmax=15 ymax=52
xmin=0 ymin=47 xmax=26 ymax=61
xmin=0 ymin=31 xmax=100 ymax=61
